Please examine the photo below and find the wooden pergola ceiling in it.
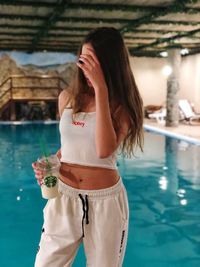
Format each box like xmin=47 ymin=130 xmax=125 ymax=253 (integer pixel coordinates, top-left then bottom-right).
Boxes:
xmin=0 ymin=0 xmax=200 ymax=57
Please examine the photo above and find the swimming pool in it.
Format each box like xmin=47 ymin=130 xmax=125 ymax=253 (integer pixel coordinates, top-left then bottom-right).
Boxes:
xmin=0 ymin=123 xmax=200 ymax=267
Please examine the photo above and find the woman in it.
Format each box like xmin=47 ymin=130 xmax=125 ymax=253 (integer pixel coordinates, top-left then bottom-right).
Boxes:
xmin=32 ymin=27 xmax=144 ymax=267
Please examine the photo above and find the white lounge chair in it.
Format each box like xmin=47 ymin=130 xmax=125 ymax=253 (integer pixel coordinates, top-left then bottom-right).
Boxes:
xmin=148 ymin=108 xmax=166 ymax=124
xmin=179 ymin=99 xmax=200 ymax=125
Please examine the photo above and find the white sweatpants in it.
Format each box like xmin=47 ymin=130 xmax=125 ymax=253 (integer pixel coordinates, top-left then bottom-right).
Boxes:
xmin=34 ymin=176 xmax=129 ymax=267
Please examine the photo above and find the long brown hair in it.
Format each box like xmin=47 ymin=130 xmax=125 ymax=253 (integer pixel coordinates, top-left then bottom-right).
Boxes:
xmin=65 ymin=27 xmax=144 ymax=158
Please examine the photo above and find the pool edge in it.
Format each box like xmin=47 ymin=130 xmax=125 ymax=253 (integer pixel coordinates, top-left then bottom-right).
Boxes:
xmin=0 ymin=120 xmax=200 ymax=146
xmin=144 ymin=124 xmax=200 ymax=146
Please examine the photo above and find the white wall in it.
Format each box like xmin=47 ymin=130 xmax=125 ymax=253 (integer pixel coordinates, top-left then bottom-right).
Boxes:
xmin=180 ymin=54 xmax=200 ymax=112
xmin=129 ymin=54 xmax=200 ymax=112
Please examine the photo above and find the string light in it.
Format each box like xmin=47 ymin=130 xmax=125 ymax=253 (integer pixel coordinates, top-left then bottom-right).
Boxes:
xmin=180 ymin=48 xmax=189 ymax=55
xmin=160 ymin=51 xmax=168 ymax=57
xmin=162 ymin=65 xmax=172 ymax=76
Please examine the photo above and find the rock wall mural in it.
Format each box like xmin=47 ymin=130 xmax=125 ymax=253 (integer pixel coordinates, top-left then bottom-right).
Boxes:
xmin=0 ymin=54 xmax=76 ymax=120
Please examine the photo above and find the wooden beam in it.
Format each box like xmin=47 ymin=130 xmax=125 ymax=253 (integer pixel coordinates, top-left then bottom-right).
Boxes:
xmin=0 ymin=2 xmax=171 ymax=13
xmin=0 ymin=46 xmax=77 ymax=53
xmin=1 ymin=1 xmax=200 ymax=14
xmin=130 ymin=26 xmax=200 ymax=53
xmin=30 ymin=0 xmax=71 ymax=51
xmin=0 ymin=14 xmax=138 ymax=24
xmin=119 ymin=0 xmax=200 ymax=34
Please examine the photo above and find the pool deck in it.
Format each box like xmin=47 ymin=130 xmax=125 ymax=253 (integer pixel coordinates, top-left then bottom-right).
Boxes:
xmin=144 ymin=118 xmax=200 ymax=144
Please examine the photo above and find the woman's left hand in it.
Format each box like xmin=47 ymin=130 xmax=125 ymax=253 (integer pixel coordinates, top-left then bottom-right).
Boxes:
xmin=76 ymin=47 xmax=108 ymax=95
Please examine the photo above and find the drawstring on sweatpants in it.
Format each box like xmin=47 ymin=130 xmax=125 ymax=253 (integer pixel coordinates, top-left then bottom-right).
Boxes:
xmin=78 ymin=194 xmax=89 ymax=238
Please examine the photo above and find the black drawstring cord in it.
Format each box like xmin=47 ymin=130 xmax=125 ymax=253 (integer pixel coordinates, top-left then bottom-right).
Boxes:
xmin=85 ymin=195 xmax=89 ymax=224
xmin=78 ymin=194 xmax=89 ymax=238
xmin=79 ymin=194 xmax=85 ymax=238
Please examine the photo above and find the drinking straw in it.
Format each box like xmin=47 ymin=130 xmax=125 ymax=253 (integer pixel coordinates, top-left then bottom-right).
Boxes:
xmin=39 ymin=137 xmax=51 ymax=170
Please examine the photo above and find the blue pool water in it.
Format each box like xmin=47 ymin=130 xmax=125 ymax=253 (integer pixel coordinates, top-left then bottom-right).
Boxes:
xmin=0 ymin=123 xmax=200 ymax=267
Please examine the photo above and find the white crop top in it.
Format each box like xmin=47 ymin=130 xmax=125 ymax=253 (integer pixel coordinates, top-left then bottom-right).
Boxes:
xmin=59 ymin=107 xmax=119 ymax=170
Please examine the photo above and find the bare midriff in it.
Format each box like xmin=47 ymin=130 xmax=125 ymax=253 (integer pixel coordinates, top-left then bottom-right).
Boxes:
xmin=59 ymin=162 xmax=120 ymax=190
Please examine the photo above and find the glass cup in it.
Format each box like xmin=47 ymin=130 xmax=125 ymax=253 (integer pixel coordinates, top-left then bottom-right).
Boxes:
xmin=36 ymin=154 xmax=61 ymax=199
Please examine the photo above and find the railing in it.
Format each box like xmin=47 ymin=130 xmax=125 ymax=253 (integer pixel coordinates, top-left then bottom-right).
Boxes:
xmin=0 ymin=75 xmax=68 ymax=119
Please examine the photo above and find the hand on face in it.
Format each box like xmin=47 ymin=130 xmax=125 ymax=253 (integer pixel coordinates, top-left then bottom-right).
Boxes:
xmin=76 ymin=45 xmax=108 ymax=93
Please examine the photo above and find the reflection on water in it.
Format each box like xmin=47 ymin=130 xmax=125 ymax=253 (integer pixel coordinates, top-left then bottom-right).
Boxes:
xmin=117 ymin=131 xmax=200 ymax=266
